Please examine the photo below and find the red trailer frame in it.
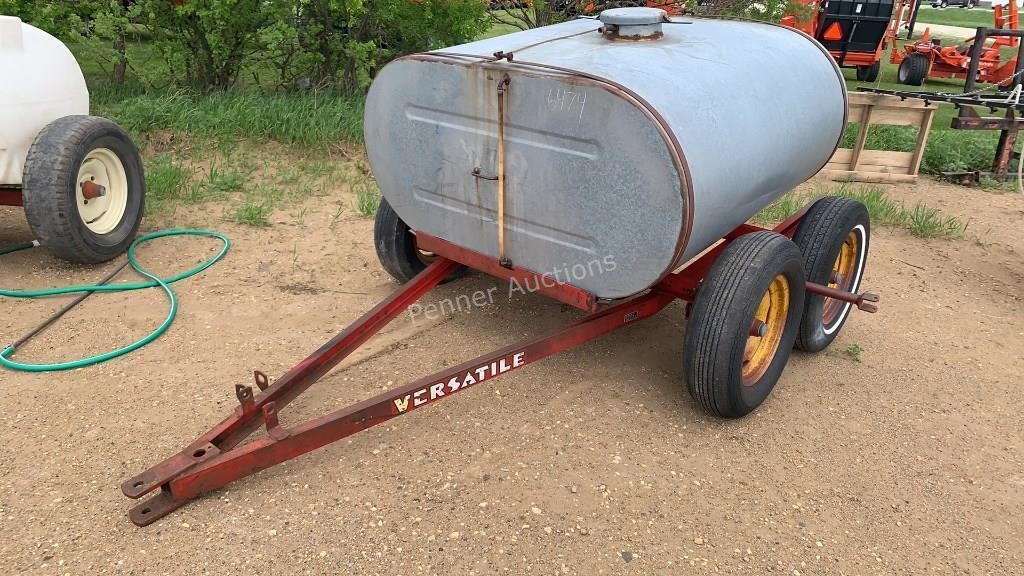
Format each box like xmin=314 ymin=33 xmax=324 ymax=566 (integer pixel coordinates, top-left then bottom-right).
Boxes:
xmin=0 ymin=188 xmax=22 ymax=206
xmin=121 ymin=204 xmax=878 ymax=526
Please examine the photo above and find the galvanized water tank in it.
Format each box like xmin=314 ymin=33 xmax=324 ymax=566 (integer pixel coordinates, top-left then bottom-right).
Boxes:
xmin=365 ymin=9 xmax=847 ymax=299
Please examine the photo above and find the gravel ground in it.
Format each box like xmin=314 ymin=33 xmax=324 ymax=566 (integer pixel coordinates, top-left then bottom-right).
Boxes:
xmin=0 ymin=176 xmax=1021 ymax=575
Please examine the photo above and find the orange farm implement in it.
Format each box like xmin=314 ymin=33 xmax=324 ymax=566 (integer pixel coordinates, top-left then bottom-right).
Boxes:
xmin=891 ymin=0 xmax=1021 ymax=87
xmin=784 ymin=0 xmax=904 ymax=81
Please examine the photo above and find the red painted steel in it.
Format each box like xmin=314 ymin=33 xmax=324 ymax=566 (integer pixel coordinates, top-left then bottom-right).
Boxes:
xmin=0 ymin=188 xmax=23 ymax=206
xmin=415 ymin=233 xmax=598 ymax=311
xmin=122 ymin=206 xmax=876 ymax=526
xmin=121 ymin=257 xmax=461 ymax=501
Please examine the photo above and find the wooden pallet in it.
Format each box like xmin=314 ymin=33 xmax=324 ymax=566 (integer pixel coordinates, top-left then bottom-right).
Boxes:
xmin=823 ymin=92 xmax=936 ymax=183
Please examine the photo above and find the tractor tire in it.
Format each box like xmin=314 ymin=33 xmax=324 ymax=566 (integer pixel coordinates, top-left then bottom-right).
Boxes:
xmin=22 ymin=116 xmax=144 ymax=264
xmin=856 ymin=62 xmax=881 ymax=82
xmin=791 ymin=197 xmax=871 ymax=353
xmin=898 ymin=53 xmax=929 ymax=86
xmin=683 ymin=231 xmax=805 ymax=419
xmin=374 ymin=197 xmax=466 ymax=284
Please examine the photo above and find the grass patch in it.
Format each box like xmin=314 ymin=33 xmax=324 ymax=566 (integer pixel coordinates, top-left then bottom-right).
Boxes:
xmin=755 ymin=185 xmax=968 ymax=239
xmin=914 ymin=6 xmax=996 ymax=29
xmin=229 ymin=198 xmax=273 ymax=227
xmin=203 ymin=165 xmax=248 ymax=196
xmin=144 ymin=154 xmax=189 ymax=215
xmin=354 ymin=180 xmax=381 ymax=218
xmin=752 ymin=192 xmax=809 ymax=226
xmin=93 ymin=88 xmax=365 ymax=147
xmin=905 ymin=202 xmax=969 ymax=238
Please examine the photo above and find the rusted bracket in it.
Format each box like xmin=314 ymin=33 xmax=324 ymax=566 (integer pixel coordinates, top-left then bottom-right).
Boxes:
xmin=262 ymin=402 xmax=289 ymax=441
xmin=235 ymin=384 xmax=255 ymax=415
xmin=253 ymin=370 xmax=269 ymax=391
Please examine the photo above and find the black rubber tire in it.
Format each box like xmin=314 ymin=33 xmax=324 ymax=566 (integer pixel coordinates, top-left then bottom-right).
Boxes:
xmin=22 ymin=116 xmax=144 ymax=264
xmin=791 ymin=197 xmax=871 ymax=353
xmin=373 ymin=198 xmax=466 ymax=284
xmin=683 ymin=232 xmax=806 ymax=419
xmin=856 ymin=62 xmax=881 ymax=82
xmin=898 ymin=53 xmax=929 ymax=86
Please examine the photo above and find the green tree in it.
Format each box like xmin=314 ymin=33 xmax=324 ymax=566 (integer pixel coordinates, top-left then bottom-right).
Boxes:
xmin=135 ymin=0 xmax=288 ymax=90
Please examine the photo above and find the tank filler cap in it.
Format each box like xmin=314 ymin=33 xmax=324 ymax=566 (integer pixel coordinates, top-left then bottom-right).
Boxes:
xmin=598 ymin=7 xmax=667 ymax=41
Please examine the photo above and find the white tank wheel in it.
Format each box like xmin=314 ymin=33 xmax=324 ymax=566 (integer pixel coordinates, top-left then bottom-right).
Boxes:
xmin=22 ymin=116 xmax=145 ymax=264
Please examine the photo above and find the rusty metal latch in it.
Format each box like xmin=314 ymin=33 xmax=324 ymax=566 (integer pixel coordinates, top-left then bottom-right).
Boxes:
xmin=471 ymin=167 xmax=497 ymax=181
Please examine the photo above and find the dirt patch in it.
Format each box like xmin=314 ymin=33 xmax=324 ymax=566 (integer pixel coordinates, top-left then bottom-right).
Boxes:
xmin=0 ymin=176 xmax=1021 ymax=574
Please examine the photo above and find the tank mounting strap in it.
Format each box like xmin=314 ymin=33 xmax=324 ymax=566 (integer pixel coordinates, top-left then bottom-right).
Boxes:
xmin=496 ymin=74 xmax=512 ymax=269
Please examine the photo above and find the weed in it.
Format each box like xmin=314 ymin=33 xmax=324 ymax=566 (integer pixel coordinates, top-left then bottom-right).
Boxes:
xmin=204 ymin=165 xmax=248 ymax=196
xmin=830 ymin=184 xmax=906 ymax=226
xmin=330 ymin=201 xmax=346 ymax=228
xmin=276 ymin=166 xmax=302 ymax=185
xmin=752 ymin=191 xmax=806 ymax=226
xmin=299 ymin=159 xmax=338 ymax=180
xmin=906 ymin=203 xmax=967 ymax=239
xmin=229 ymin=199 xmax=272 ymax=227
xmin=354 ymin=180 xmax=381 ymax=218
xmin=144 ymin=154 xmax=190 ymax=214
xmin=844 ymin=343 xmax=863 ymax=363
xmin=753 ymin=185 xmax=968 ymax=240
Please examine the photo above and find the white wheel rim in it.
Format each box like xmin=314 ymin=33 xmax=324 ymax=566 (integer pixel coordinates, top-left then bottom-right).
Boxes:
xmin=76 ymin=148 xmax=129 ymax=235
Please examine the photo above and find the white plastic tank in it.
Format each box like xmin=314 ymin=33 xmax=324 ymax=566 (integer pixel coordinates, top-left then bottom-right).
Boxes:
xmin=365 ymin=9 xmax=847 ymax=299
xmin=0 ymin=15 xmax=89 ymax=185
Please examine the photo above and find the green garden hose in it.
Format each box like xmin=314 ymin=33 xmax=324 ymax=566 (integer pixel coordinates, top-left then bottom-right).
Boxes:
xmin=0 ymin=229 xmax=230 ymax=372
xmin=0 ymin=240 xmax=38 ymax=256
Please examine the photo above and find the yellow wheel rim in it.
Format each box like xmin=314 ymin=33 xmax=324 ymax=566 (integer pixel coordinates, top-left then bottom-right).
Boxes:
xmin=742 ymin=274 xmax=790 ymax=386
xmin=823 ymin=231 xmax=859 ymax=326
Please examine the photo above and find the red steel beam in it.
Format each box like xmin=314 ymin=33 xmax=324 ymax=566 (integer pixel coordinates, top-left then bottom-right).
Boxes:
xmin=415 ymin=232 xmax=599 ymax=312
xmin=0 ymin=188 xmax=23 ymax=206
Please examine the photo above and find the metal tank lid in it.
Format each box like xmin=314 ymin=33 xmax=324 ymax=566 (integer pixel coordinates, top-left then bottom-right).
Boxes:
xmin=598 ymin=7 xmax=668 ymax=41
